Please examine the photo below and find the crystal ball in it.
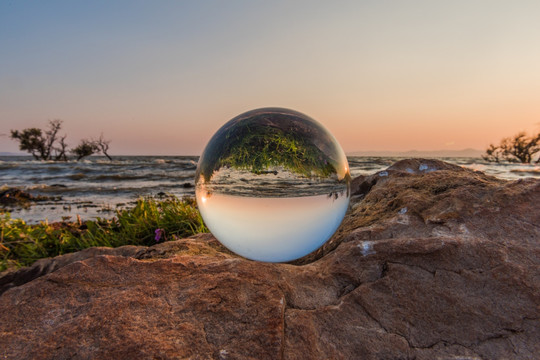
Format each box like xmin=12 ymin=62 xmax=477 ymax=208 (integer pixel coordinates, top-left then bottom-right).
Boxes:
xmin=195 ymin=107 xmax=350 ymax=262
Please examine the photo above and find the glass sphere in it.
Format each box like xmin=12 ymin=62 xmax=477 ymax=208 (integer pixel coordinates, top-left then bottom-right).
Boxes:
xmin=195 ymin=107 xmax=350 ymax=262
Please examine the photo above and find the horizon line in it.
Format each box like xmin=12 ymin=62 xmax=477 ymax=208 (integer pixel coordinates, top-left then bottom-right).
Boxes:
xmin=0 ymin=148 xmax=485 ymax=158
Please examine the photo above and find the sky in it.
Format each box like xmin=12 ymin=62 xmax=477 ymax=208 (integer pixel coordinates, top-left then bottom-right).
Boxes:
xmin=1 ymin=0 xmax=540 ymax=155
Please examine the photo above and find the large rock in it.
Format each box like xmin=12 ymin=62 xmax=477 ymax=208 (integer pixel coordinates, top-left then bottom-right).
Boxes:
xmin=1 ymin=159 xmax=539 ymax=359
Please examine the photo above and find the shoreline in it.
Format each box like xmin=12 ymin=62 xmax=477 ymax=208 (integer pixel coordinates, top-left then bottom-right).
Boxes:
xmin=2 ymin=154 xmax=540 ymax=224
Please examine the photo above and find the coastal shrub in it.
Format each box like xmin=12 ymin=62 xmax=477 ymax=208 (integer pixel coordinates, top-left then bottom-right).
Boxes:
xmin=10 ymin=120 xmax=68 ymax=161
xmin=10 ymin=120 xmax=112 ymax=161
xmin=0 ymin=197 xmax=208 ymax=271
xmin=483 ymin=131 xmax=540 ymax=163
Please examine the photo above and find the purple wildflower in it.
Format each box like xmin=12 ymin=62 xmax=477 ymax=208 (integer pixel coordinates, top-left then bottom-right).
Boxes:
xmin=155 ymin=228 xmax=164 ymax=242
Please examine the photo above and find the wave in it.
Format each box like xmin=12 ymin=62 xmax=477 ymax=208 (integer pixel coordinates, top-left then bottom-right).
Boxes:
xmin=26 ymin=184 xmax=65 ymax=190
xmin=3 ymin=154 xmax=539 ymax=224
xmin=510 ymin=167 xmax=540 ymax=175
xmin=69 ymin=173 xmax=87 ymax=180
xmin=0 ymin=162 xmax=16 ymax=169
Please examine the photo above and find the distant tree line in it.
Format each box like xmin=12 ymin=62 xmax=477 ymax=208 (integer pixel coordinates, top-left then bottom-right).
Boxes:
xmin=10 ymin=120 xmax=111 ymax=161
xmin=483 ymin=131 xmax=540 ymax=163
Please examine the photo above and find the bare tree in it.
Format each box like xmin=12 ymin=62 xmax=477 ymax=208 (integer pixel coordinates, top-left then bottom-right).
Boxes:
xmin=54 ymin=135 xmax=69 ymax=161
xmin=484 ymin=131 xmax=540 ymax=163
xmin=44 ymin=120 xmax=62 ymax=160
xmin=96 ymin=133 xmax=112 ymax=161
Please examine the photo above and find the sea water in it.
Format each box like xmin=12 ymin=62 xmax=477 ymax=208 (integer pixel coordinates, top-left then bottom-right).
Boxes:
xmin=0 ymin=155 xmax=538 ymax=223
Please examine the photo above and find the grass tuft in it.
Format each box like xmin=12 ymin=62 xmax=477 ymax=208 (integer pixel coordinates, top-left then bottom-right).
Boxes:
xmin=0 ymin=196 xmax=208 ymax=272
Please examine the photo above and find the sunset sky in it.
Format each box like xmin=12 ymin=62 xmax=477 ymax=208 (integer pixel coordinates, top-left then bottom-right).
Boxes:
xmin=1 ymin=1 xmax=539 ymax=155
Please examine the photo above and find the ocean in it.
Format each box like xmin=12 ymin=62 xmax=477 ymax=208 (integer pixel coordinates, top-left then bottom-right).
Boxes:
xmin=1 ymin=155 xmax=539 ymax=223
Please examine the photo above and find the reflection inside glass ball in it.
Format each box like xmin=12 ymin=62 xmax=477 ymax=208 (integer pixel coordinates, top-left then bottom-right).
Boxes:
xmin=195 ymin=107 xmax=350 ymax=262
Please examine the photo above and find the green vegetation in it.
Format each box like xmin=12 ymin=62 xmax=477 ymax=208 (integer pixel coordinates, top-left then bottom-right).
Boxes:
xmin=199 ymin=117 xmax=338 ymax=182
xmin=483 ymin=131 xmax=540 ymax=163
xmin=0 ymin=197 xmax=208 ymax=272
xmin=219 ymin=127 xmax=336 ymax=177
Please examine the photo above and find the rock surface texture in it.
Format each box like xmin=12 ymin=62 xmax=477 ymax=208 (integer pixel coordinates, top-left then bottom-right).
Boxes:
xmin=1 ymin=159 xmax=539 ymax=360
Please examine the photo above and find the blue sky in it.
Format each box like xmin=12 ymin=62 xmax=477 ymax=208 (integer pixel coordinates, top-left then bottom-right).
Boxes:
xmin=1 ymin=1 xmax=540 ymax=155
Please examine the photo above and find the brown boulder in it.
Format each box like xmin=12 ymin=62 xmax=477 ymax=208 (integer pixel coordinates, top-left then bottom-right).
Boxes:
xmin=1 ymin=159 xmax=539 ymax=359
xmin=0 ymin=245 xmax=145 ymax=296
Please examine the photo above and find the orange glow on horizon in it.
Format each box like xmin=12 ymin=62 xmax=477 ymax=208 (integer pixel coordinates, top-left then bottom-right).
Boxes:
xmin=1 ymin=2 xmax=539 ymax=155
